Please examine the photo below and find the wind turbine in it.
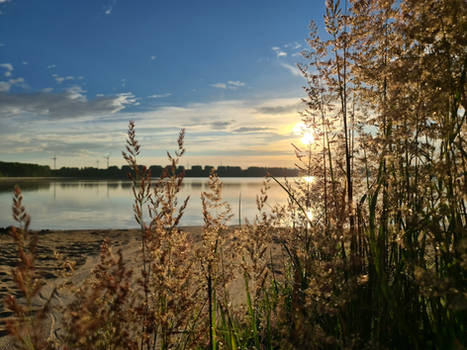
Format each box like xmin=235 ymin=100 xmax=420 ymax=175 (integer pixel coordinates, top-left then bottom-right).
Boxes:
xmin=96 ymin=160 xmax=100 ymax=169
xmin=104 ymin=154 xmax=110 ymax=168
xmin=50 ymin=155 xmax=57 ymax=170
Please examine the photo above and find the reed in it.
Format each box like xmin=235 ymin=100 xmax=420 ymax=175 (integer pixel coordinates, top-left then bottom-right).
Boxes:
xmin=2 ymin=0 xmax=465 ymax=348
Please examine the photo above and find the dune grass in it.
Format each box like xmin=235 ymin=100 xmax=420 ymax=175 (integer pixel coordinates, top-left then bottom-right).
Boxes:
xmin=2 ymin=0 xmax=466 ymax=348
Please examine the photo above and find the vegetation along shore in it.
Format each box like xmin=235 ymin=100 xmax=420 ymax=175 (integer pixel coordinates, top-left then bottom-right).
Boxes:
xmin=1 ymin=0 xmax=465 ymax=349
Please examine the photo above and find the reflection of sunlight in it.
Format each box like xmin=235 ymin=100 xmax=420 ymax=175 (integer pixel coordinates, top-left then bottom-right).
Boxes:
xmin=303 ymin=176 xmax=314 ymax=183
xmin=306 ymin=209 xmax=313 ymax=221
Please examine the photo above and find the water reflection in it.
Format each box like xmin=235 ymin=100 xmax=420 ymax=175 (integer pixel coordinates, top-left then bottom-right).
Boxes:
xmin=0 ymin=178 xmax=291 ymax=230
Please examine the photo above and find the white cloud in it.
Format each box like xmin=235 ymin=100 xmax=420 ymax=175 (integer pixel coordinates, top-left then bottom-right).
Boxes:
xmin=104 ymin=0 xmax=116 ymax=15
xmin=211 ymin=81 xmax=246 ymax=90
xmin=150 ymin=55 xmax=156 ymax=60
xmin=0 ymin=0 xmax=11 ymax=3
xmin=279 ymin=62 xmax=302 ymax=77
xmin=148 ymin=93 xmax=172 ymax=99
xmin=0 ymin=63 xmax=13 ymax=77
xmin=22 ymin=61 xmax=28 ymax=65
xmin=227 ymin=80 xmax=245 ymax=87
xmin=272 ymin=47 xmax=287 ymax=58
xmin=52 ymin=73 xmax=74 ymax=84
xmin=47 ymin=64 xmax=56 ymax=69
xmin=211 ymin=83 xmax=227 ymax=89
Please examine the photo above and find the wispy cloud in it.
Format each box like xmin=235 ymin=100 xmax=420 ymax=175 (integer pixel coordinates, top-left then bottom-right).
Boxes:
xmin=256 ymin=102 xmax=302 ymax=115
xmin=210 ymin=83 xmax=227 ymax=89
xmin=51 ymin=73 xmax=74 ymax=84
xmin=210 ymin=121 xmax=232 ymax=130
xmin=150 ymin=55 xmax=156 ymax=60
xmin=0 ymin=63 xmax=13 ymax=77
xmin=148 ymin=93 xmax=172 ymax=99
xmin=104 ymin=0 xmax=116 ymax=15
xmin=233 ymin=127 xmax=274 ymax=133
xmin=279 ymin=62 xmax=301 ymax=77
xmin=47 ymin=64 xmax=56 ymax=69
xmin=0 ymin=77 xmax=25 ymax=92
xmin=272 ymin=46 xmax=287 ymax=58
xmin=210 ymin=80 xmax=245 ymax=90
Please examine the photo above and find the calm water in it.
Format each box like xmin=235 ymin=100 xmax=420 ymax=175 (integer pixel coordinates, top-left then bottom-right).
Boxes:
xmin=0 ymin=178 xmax=289 ymax=230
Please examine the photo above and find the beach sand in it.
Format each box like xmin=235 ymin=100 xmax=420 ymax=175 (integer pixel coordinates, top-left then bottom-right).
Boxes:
xmin=0 ymin=225 xmax=276 ymax=348
xmin=0 ymin=227 xmax=206 ymax=348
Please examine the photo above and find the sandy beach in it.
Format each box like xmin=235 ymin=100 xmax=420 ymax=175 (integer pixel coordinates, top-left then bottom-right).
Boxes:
xmin=0 ymin=227 xmax=206 ymax=348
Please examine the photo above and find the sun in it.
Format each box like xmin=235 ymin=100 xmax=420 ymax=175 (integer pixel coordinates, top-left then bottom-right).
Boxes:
xmin=301 ymin=132 xmax=314 ymax=145
xmin=293 ymin=122 xmax=314 ymax=145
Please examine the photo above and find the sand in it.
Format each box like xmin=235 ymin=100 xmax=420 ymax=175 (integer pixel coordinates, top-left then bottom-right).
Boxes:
xmin=0 ymin=227 xmax=205 ymax=348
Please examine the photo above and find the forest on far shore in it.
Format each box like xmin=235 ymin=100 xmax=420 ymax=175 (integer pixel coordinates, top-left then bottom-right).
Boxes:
xmin=0 ymin=161 xmax=299 ymax=178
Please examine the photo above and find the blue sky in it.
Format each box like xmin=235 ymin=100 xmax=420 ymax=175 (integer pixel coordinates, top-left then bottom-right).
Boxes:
xmin=0 ymin=0 xmax=326 ymax=168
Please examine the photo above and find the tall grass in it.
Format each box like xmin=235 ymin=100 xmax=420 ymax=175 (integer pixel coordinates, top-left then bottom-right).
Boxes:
xmin=2 ymin=0 xmax=465 ymax=348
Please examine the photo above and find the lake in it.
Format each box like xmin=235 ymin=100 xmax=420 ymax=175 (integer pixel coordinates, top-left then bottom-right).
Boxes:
xmin=0 ymin=178 xmax=290 ymax=230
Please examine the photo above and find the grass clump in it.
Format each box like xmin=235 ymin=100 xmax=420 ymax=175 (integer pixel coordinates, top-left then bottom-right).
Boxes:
xmin=2 ymin=0 xmax=466 ymax=348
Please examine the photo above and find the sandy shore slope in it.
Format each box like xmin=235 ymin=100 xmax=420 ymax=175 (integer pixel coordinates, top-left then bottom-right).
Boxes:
xmin=0 ymin=227 xmax=205 ymax=348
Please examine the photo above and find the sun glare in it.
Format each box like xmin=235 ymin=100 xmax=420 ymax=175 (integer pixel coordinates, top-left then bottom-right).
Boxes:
xmin=301 ymin=132 xmax=314 ymax=145
xmin=293 ymin=122 xmax=315 ymax=145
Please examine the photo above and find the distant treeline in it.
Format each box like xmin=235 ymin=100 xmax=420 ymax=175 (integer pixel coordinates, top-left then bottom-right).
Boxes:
xmin=0 ymin=161 xmax=298 ymax=178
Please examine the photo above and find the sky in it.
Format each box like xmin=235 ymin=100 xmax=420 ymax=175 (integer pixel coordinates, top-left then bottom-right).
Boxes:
xmin=0 ymin=0 xmax=327 ymax=169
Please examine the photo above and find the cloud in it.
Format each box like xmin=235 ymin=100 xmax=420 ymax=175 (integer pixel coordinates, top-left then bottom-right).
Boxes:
xmin=233 ymin=127 xmax=274 ymax=133
xmin=0 ymin=77 xmax=26 ymax=92
xmin=272 ymin=47 xmax=287 ymax=58
xmin=227 ymin=80 xmax=245 ymax=87
xmin=210 ymin=81 xmax=246 ymax=90
xmin=210 ymin=83 xmax=227 ymax=89
xmin=0 ymin=81 xmax=9 ymax=92
xmin=0 ymin=63 xmax=13 ymax=77
xmin=104 ymin=0 xmax=116 ymax=15
xmin=0 ymin=88 xmax=137 ymax=119
xmin=47 ymin=64 xmax=56 ymax=69
xmin=210 ymin=121 xmax=231 ymax=130
xmin=51 ymin=73 xmax=74 ymax=84
xmin=150 ymin=55 xmax=156 ymax=60
xmin=148 ymin=93 xmax=172 ymax=99
xmin=279 ymin=62 xmax=301 ymax=77
xmin=0 ymin=96 xmax=303 ymax=167
xmin=22 ymin=61 xmax=28 ymax=65
xmin=0 ymin=0 xmax=11 ymax=3
xmin=256 ymin=102 xmax=302 ymax=115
